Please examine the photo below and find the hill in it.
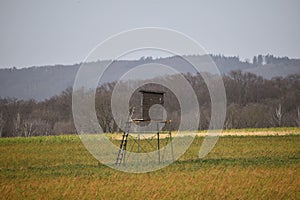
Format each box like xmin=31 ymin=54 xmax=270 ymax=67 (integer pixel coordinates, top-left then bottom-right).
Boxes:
xmin=0 ymin=54 xmax=299 ymax=100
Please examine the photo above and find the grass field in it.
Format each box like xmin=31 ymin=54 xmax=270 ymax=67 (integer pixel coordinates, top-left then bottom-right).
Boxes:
xmin=0 ymin=128 xmax=299 ymax=199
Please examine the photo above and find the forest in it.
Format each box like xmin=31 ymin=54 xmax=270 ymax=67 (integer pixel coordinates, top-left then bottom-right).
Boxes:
xmin=0 ymin=69 xmax=299 ymax=137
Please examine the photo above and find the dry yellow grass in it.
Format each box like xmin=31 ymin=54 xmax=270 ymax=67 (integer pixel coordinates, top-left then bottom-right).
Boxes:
xmin=1 ymin=167 xmax=298 ymax=199
xmin=0 ymin=131 xmax=299 ymax=199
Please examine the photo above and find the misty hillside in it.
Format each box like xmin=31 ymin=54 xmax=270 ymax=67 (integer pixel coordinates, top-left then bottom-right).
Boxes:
xmin=0 ymin=54 xmax=299 ymax=100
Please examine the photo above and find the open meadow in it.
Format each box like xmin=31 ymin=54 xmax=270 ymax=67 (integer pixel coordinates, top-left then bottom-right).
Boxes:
xmin=0 ymin=128 xmax=299 ymax=199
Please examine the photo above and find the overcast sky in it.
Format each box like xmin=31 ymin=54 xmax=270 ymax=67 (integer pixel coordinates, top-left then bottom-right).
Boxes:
xmin=0 ymin=0 xmax=299 ymax=68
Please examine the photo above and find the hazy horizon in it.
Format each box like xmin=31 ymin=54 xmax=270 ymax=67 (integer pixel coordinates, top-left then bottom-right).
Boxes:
xmin=1 ymin=0 xmax=300 ymax=68
xmin=0 ymin=53 xmax=299 ymax=70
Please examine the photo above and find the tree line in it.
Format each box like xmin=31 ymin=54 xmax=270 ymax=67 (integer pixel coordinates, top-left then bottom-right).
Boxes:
xmin=0 ymin=71 xmax=299 ymax=137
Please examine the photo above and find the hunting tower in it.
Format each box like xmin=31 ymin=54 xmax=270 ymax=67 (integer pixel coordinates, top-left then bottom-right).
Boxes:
xmin=115 ymin=90 xmax=174 ymax=165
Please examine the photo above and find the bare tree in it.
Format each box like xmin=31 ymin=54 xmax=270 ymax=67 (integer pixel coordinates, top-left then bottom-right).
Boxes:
xmin=296 ymin=107 xmax=300 ymax=126
xmin=53 ymin=121 xmax=76 ymax=135
xmin=22 ymin=118 xmax=36 ymax=137
xmin=272 ymin=104 xmax=283 ymax=127
xmin=13 ymin=112 xmax=21 ymax=136
xmin=0 ymin=112 xmax=5 ymax=137
xmin=225 ymin=104 xmax=239 ymax=129
xmin=96 ymin=92 xmax=115 ymax=133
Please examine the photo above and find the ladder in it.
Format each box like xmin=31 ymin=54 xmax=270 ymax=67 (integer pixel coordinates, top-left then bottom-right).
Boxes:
xmin=115 ymin=121 xmax=130 ymax=165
